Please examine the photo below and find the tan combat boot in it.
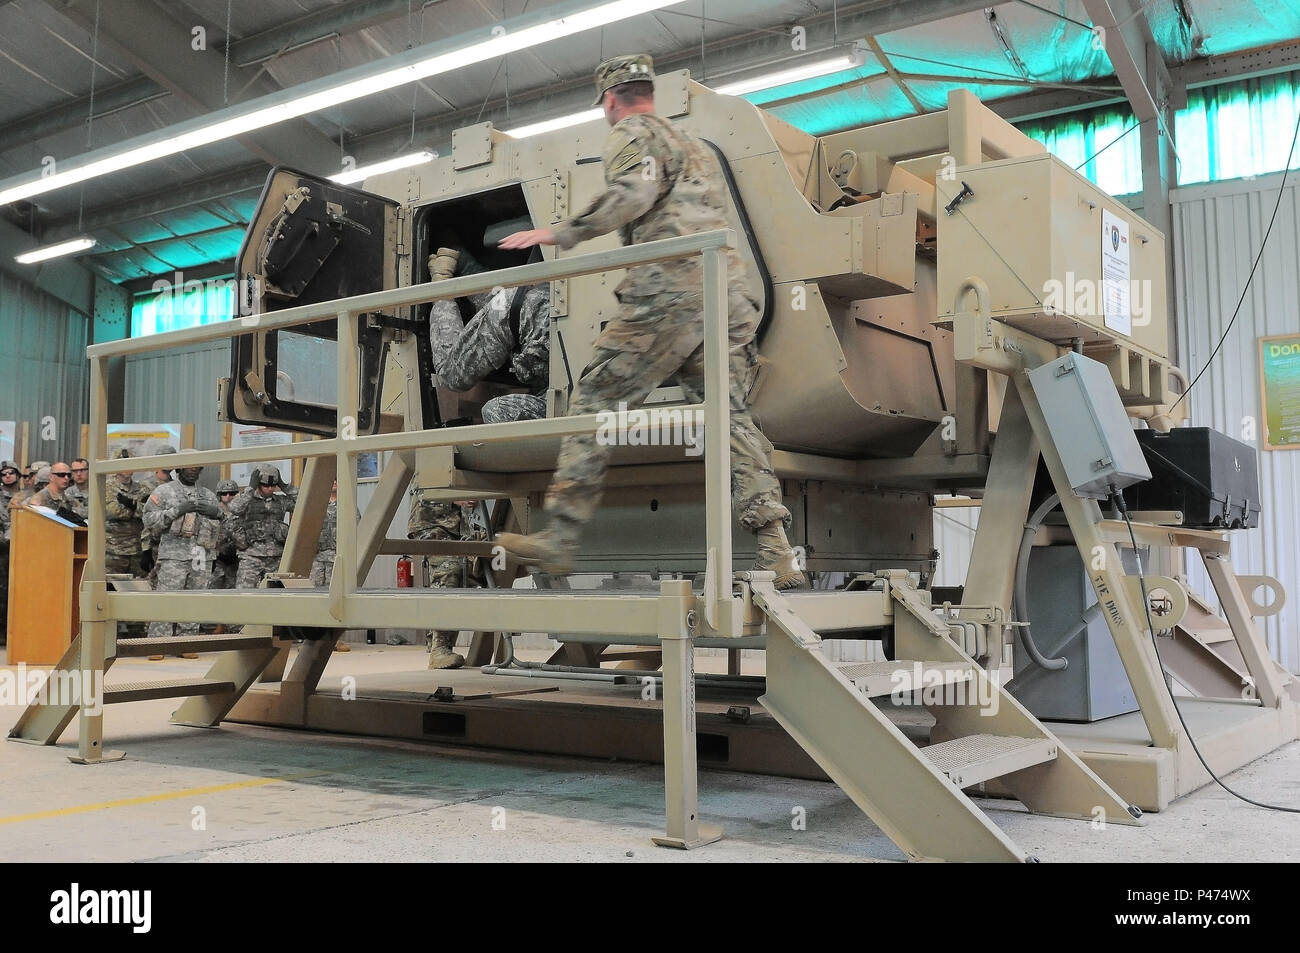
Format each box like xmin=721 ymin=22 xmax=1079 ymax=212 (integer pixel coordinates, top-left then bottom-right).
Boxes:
xmin=753 ymin=521 xmax=808 ymax=591
xmin=495 ymin=529 xmax=577 ymax=575
xmin=428 ymin=247 xmax=460 ymax=282
xmin=428 ymin=631 xmax=464 ymax=670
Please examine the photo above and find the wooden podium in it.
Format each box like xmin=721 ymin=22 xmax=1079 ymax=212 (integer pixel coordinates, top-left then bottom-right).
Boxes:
xmin=6 ymin=507 xmax=88 ymax=665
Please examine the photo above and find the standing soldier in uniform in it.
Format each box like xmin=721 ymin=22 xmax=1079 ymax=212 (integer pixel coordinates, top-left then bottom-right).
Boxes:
xmin=0 ymin=461 xmax=14 ymax=644
xmin=141 ymin=453 xmax=223 ymax=640
xmin=63 ymin=457 xmax=91 ymax=520
xmin=104 ymin=449 xmax=146 ymax=577
xmin=498 ymin=54 xmax=806 ymax=590
xmin=407 ymin=489 xmax=481 ymax=669
xmin=136 ymin=445 xmax=177 ymax=579
xmin=210 ymin=479 xmax=241 ymax=591
xmin=230 ymin=466 xmax=296 ymax=591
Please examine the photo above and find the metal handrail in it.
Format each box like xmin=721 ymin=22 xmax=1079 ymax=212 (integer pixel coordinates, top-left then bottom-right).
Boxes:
xmin=85 ymin=226 xmax=739 ymax=637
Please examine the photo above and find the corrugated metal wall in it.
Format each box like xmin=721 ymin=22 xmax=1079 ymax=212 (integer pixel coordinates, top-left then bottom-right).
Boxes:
xmin=0 ymin=272 xmax=90 ymax=464
xmin=123 ymin=341 xmax=229 ymax=451
xmin=1172 ymin=171 xmax=1300 ymax=671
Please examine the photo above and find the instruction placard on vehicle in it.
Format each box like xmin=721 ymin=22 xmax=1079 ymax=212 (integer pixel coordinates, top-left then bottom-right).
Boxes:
xmin=1101 ymin=209 xmax=1131 ymax=336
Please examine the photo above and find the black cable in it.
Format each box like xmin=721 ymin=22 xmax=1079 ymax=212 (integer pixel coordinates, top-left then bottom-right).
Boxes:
xmin=1172 ymin=101 xmax=1300 ymax=414
xmin=1111 ymin=489 xmax=1300 ymax=813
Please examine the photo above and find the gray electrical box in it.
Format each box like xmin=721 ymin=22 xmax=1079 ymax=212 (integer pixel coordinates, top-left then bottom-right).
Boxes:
xmin=1028 ymin=352 xmax=1151 ymax=499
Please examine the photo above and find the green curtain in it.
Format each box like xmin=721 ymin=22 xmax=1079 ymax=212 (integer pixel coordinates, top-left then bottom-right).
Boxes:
xmin=1018 ymin=105 xmax=1143 ymax=196
xmin=1176 ymin=72 xmax=1300 ymax=185
xmin=1015 ymin=70 xmax=1300 ymax=195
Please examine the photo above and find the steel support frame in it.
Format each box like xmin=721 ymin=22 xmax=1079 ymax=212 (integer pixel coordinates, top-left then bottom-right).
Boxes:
xmin=48 ymin=231 xmax=741 ymax=802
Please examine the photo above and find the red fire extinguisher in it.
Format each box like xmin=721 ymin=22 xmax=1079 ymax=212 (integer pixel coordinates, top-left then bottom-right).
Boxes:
xmin=396 ymin=555 xmax=413 ymax=588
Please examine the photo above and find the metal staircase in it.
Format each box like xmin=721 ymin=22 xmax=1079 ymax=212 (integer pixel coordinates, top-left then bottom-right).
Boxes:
xmin=8 ymin=626 xmax=279 ymax=748
xmin=753 ymin=575 xmax=1141 ymax=862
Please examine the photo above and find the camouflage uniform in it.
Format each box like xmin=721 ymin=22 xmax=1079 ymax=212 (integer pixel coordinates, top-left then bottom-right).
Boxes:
xmin=310 ymin=499 xmax=337 ymax=587
xmin=141 ymin=478 xmax=223 ymax=639
xmin=408 ymin=491 xmax=480 ymax=666
xmin=427 ymin=246 xmax=550 ymax=425
xmin=541 ymin=110 xmax=789 ymax=543
xmin=210 ymin=482 xmax=240 ymax=591
xmin=229 ymin=481 xmax=296 ymax=589
xmin=104 ymin=472 xmax=146 ymax=577
xmin=135 ymin=451 xmax=176 ymax=581
xmin=0 ymin=472 xmax=13 ymax=640
xmin=62 ymin=483 xmax=89 ymax=520
xmin=25 ymin=484 xmax=66 ymax=511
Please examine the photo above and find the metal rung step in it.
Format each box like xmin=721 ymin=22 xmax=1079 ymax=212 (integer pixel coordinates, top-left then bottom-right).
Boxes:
xmin=104 ymin=679 xmax=235 ymax=704
xmin=115 ymin=633 xmax=274 ymax=657
xmin=922 ymin=734 xmax=1057 ymax=788
xmin=836 ymin=660 xmax=974 ymax=698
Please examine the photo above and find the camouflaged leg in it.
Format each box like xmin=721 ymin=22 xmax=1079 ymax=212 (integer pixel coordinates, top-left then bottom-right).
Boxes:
xmin=676 ymin=290 xmax=790 ymax=532
xmin=310 ymin=554 xmax=334 ymax=587
xmin=236 ymin=554 xmax=273 ymax=589
xmin=482 ymin=393 xmax=547 ymax=424
xmin=147 ymin=558 xmax=191 ymax=639
xmin=545 ymin=292 xmax=707 ymax=530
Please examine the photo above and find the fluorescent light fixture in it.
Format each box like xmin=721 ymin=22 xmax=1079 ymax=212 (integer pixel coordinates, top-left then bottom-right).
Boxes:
xmin=14 ymin=237 xmax=97 ymax=264
xmin=0 ymin=0 xmax=688 ymax=207
xmin=503 ymin=109 xmax=603 ymax=139
xmin=330 ymin=150 xmax=436 ymax=184
xmin=713 ymin=54 xmax=860 ymax=97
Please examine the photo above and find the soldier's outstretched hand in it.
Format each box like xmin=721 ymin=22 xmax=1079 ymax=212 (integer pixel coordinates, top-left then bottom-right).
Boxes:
xmin=498 ymin=228 xmax=557 ymax=250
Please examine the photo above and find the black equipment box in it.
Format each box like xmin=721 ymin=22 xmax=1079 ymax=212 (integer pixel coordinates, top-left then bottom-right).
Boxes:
xmin=1124 ymin=428 xmax=1261 ymax=529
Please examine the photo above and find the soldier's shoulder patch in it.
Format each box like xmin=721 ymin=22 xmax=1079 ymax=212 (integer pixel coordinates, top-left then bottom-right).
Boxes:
xmin=603 ymin=128 xmax=643 ymax=178
xmin=149 ymin=494 xmax=160 ymax=505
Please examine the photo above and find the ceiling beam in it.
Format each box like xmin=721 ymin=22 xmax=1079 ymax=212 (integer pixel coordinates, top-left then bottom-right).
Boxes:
xmin=0 ymin=0 xmax=427 ymax=150
xmin=1080 ymin=0 xmax=1173 ymax=122
xmin=0 ymin=76 xmax=166 ymax=144
xmin=229 ymin=0 xmax=440 ymax=67
xmin=44 ymin=165 xmax=267 ymax=244
xmin=52 ymin=0 xmax=339 ymax=172
xmin=1172 ymin=39 xmax=1300 ymax=89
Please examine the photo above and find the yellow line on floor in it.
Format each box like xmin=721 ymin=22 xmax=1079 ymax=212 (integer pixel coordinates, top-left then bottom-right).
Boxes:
xmin=0 ymin=771 xmax=330 ymax=825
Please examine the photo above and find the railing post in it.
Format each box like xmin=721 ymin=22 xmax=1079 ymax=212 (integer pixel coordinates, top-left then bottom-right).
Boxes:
xmin=332 ymin=309 xmax=360 ymax=622
xmin=70 ymin=355 xmax=123 ymax=764
xmin=701 ymin=245 xmax=733 ymax=635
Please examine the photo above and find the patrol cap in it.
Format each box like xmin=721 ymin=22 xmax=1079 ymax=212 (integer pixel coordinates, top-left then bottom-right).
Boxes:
xmin=592 ymin=53 xmax=655 ymax=106
xmin=217 ymin=479 xmax=239 ymax=494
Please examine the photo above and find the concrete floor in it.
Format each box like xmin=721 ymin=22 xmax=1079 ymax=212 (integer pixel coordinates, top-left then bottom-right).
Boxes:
xmin=3 ymin=644 xmax=1300 ymax=862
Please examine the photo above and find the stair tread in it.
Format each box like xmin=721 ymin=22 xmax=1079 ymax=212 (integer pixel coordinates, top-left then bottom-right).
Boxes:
xmin=836 ymin=660 xmax=974 ymax=698
xmin=104 ymin=678 xmax=234 ymax=701
xmin=837 ymin=660 xmax=970 ymax=679
xmin=116 ymin=633 xmax=272 ymax=654
xmin=922 ymin=733 xmax=1056 ymax=786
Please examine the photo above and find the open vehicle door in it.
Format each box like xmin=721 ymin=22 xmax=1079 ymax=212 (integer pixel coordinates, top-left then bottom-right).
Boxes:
xmin=222 ymin=167 xmax=401 ymax=437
